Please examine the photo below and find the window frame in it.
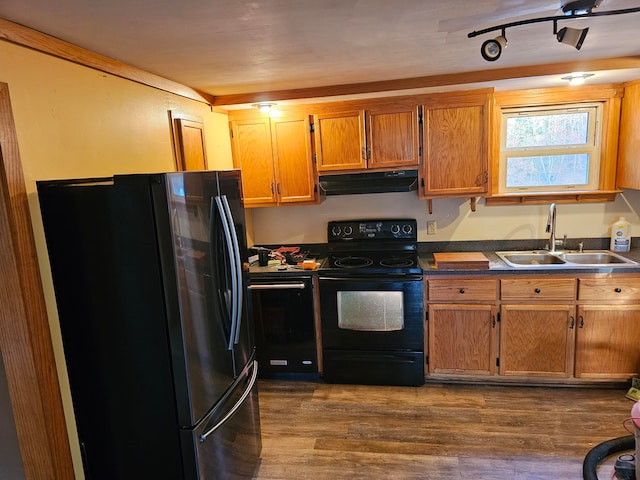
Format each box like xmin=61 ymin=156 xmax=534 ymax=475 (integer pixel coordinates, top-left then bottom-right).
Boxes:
xmin=488 ymin=86 xmax=623 ymax=205
xmin=498 ymin=103 xmax=602 ymax=193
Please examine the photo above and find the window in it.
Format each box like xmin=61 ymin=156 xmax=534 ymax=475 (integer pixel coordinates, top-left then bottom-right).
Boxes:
xmin=498 ymin=103 xmax=602 ymax=194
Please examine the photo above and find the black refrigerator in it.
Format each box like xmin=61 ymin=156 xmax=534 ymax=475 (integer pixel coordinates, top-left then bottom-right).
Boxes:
xmin=37 ymin=171 xmax=261 ymax=480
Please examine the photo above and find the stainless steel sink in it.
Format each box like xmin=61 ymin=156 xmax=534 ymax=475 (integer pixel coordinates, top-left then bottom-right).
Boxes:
xmin=499 ymin=252 xmax=565 ymax=266
xmin=558 ymin=251 xmax=634 ymax=265
xmin=496 ymin=250 xmax=638 ymax=268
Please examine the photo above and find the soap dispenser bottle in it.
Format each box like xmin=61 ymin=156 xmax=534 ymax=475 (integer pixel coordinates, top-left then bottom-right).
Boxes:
xmin=610 ymin=217 xmax=631 ymax=252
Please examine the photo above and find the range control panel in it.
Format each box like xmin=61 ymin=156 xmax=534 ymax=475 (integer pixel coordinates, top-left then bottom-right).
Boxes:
xmin=327 ymin=219 xmax=417 ymax=242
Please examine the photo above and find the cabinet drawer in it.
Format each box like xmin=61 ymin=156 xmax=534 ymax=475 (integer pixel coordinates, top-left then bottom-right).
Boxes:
xmin=578 ymin=277 xmax=640 ymax=301
xmin=428 ymin=279 xmax=497 ymax=301
xmin=500 ymin=278 xmax=576 ymax=301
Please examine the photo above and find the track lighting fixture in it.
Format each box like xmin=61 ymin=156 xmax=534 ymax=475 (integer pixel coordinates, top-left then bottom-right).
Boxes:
xmin=556 ymin=26 xmax=589 ymax=50
xmin=481 ymin=32 xmax=507 ymax=62
xmin=468 ymin=0 xmax=640 ymax=62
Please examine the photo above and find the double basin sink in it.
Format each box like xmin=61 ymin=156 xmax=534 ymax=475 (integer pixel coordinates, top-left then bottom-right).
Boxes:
xmin=496 ymin=250 xmax=638 ymax=268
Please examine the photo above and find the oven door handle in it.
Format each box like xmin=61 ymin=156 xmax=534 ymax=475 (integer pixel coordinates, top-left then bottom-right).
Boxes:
xmin=319 ymin=275 xmax=423 ymax=282
xmin=248 ymin=283 xmax=306 ymax=290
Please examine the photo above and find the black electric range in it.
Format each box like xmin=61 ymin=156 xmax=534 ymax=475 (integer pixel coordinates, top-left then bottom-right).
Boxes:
xmin=323 ymin=219 xmax=421 ymax=275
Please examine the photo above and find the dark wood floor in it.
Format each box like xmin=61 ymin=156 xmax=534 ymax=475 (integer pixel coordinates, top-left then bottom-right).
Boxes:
xmin=253 ymin=379 xmax=635 ymax=479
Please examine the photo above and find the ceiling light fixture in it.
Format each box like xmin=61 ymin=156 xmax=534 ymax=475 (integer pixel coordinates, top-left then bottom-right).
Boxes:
xmin=562 ymin=72 xmax=595 ymax=85
xmin=468 ymin=0 xmax=640 ymax=62
xmin=252 ymin=102 xmax=276 ymax=113
xmin=556 ymin=26 xmax=589 ymax=50
xmin=481 ymin=30 xmax=508 ymax=62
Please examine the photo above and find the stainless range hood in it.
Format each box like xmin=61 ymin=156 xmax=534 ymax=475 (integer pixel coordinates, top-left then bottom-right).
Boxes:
xmin=319 ymin=169 xmax=418 ymax=196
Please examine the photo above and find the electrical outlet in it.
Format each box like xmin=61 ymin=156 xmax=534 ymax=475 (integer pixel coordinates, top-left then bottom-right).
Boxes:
xmin=427 ymin=221 xmax=436 ymax=235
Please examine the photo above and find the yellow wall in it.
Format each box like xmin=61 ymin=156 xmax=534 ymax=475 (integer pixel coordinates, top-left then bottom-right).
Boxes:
xmin=0 ymin=39 xmax=232 ymax=478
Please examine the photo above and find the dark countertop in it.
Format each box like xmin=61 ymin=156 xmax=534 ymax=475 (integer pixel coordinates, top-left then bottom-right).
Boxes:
xmin=420 ymin=249 xmax=640 ymax=275
xmin=248 ymin=239 xmax=640 ymax=276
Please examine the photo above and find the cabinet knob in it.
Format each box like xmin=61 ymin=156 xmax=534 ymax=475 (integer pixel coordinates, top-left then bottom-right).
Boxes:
xmin=615 ymin=287 xmax=622 ymax=293
xmin=459 ymin=288 xmax=465 ymax=294
xmin=534 ymin=288 xmax=541 ymax=294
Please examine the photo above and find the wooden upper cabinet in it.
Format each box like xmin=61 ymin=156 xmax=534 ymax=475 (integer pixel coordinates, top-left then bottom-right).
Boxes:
xmin=420 ymin=91 xmax=490 ymax=198
xmin=270 ymin=114 xmax=316 ymax=204
xmin=230 ymin=113 xmax=318 ymax=207
xmin=366 ymin=105 xmax=420 ymax=169
xmin=314 ymin=110 xmax=366 ymax=171
xmin=314 ymin=105 xmax=419 ymax=172
xmin=617 ymin=81 xmax=640 ymax=189
xmin=230 ymin=117 xmax=277 ymax=206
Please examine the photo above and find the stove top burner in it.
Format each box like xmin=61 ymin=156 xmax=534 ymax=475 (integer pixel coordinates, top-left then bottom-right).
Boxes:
xmin=379 ymin=256 xmax=415 ymax=268
xmin=333 ymin=256 xmax=375 ymax=268
xmin=326 ymin=252 xmax=420 ymax=273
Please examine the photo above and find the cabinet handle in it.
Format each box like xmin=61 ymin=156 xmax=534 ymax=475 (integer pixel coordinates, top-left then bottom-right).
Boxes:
xmin=579 ymin=316 xmax=584 ymax=328
xmin=492 ymin=316 xmax=496 ymax=328
xmin=361 ymin=147 xmax=366 ymax=159
xmin=277 ymin=183 xmax=281 ymax=194
xmin=569 ymin=316 xmax=575 ymax=329
xmin=270 ymin=182 xmax=274 ymax=194
xmin=459 ymin=288 xmax=465 ymax=294
xmin=615 ymin=287 xmax=622 ymax=293
xmin=534 ymin=288 xmax=541 ymax=294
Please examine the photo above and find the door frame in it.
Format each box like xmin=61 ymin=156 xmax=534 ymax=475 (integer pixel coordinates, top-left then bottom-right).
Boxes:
xmin=0 ymin=82 xmax=74 ymax=478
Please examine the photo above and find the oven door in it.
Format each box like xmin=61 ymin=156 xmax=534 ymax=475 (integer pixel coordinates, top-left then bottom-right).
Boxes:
xmin=319 ymin=275 xmax=424 ymax=386
xmin=319 ymin=275 xmax=424 ymax=351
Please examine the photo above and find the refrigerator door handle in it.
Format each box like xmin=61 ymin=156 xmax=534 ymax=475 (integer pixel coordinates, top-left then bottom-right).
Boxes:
xmin=198 ymin=360 xmax=258 ymax=443
xmin=214 ymin=195 xmax=238 ymax=351
xmin=220 ymin=194 xmax=243 ymax=345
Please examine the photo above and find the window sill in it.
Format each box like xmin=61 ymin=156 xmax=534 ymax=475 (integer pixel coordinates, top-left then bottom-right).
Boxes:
xmin=485 ymin=190 xmax=622 ymax=205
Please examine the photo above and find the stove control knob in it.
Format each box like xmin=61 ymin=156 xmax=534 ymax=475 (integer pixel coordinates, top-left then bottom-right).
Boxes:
xmin=402 ymin=224 xmax=413 ymax=234
xmin=343 ymin=226 xmax=353 ymax=236
xmin=390 ymin=224 xmax=400 ymax=235
xmin=331 ymin=226 xmax=341 ymax=237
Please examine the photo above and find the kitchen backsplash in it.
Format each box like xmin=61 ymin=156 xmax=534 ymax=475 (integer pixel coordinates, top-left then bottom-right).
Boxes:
xmin=250 ymin=189 xmax=640 ymax=247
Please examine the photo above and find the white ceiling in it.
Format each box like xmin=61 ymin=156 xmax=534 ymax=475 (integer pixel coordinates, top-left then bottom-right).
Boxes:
xmin=1 ymin=0 xmax=640 ymax=106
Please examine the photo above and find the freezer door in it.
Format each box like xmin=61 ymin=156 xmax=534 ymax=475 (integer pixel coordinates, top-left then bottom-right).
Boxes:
xmin=180 ymin=360 xmax=262 ymax=480
xmin=163 ymin=172 xmax=240 ymax=425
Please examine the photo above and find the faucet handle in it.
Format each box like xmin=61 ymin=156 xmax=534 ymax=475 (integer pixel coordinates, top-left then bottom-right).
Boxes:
xmin=577 ymin=241 xmax=584 ymax=252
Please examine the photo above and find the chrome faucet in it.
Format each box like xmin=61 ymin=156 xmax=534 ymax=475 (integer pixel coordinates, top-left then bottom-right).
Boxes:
xmin=545 ymin=203 xmax=566 ymax=252
xmin=546 ymin=203 xmax=557 ymax=252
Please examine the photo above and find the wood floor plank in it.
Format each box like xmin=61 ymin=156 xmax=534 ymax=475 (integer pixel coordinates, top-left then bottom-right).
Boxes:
xmin=253 ymin=380 xmax=634 ymax=479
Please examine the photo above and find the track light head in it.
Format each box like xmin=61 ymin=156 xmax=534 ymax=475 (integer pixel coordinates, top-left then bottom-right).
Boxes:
xmin=556 ymin=26 xmax=589 ymax=50
xmin=480 ymin=35 xmax=507 ymax=61
xmin=562 ymin=0 xmax=602 ymax=15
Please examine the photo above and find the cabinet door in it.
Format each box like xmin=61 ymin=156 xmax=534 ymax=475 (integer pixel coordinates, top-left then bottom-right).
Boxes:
xmin=421 ymin=95 xmax=489 ymax=198
xmin=617 ymin=82 xmax=640 ymax=189
xmin=428 ymin=304 xmax=496 ymax=375
xmin=575 ymin=305 xmax=640 ymax=379
xmin=314 ymin=111 xmax=366 ymax=171
xmin=230 ymin=117 xmax=277 ymax=206
xmin=499 ymin=304 xmax=575 ymax=377
xmin=366 ymin=106 xmax=419 ymax=169
xmin=270 ymin=114 xmax=317 ymax=204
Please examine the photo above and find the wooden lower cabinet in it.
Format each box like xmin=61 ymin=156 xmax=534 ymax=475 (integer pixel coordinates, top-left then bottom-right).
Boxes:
xmin=428 ymin=304 xmax=496 ymax=375
xmin=575 ymin=305 xmax=640 ymax=379
xmin=427 ymin=273 xmax=640 ymax=384
xmin=499 ymin=304 xmax=575 ymax=378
